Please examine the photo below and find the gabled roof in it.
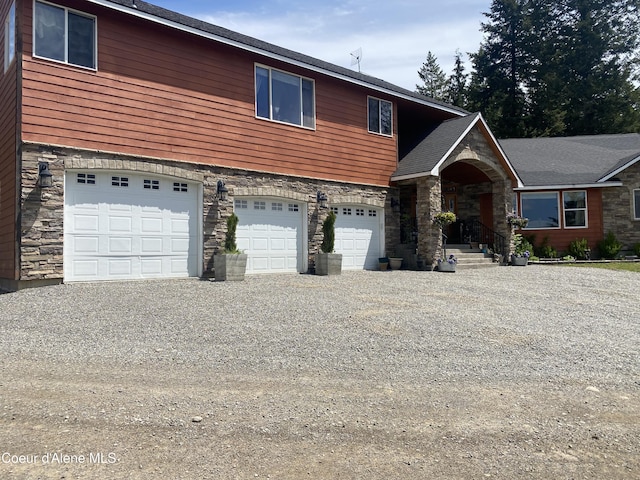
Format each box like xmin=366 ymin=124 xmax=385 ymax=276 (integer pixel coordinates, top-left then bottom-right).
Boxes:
xmin=92 ymin=0 xmax=468 ymax=117
xmin=499 ymin=134 xmax=640 ymax=188
xmin=391 ymin=113 xmax=521 ymax=185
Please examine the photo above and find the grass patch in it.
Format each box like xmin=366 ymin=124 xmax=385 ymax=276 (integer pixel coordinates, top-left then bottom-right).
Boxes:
xmin=558 ymin=262 xmax=640 ymax=273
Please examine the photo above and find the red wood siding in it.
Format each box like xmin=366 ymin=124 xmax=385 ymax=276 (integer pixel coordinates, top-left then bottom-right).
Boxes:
xmin=0 ymin=0 xmax=17 ymax=280
xmin=516 ymin=189 xmax=604 ymax=254
xmin=20 ymin=0 xmax=398 ymax=186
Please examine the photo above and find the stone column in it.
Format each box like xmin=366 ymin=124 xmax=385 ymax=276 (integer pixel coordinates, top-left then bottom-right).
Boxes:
xmin=416 ymin=176 xmax=442 ymax=268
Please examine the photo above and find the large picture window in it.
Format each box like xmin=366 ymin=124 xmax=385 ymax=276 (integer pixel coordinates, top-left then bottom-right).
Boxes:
xmin=255 ymin=65 xmax=315 ymax=129
xmin=4 ymin=2 xmax=15 ymax=72
xmin=368 ymin=97 xmax=392 ymax=136
xmin=563 ymin=191 xmax=587 ymax=228
xmin=521 ymin=192 xmax=559 ymax=229
xmin=34 ymin=0 xmax=96 ymax=69
xmin=634 ymin=189 xmax=640 ymax=220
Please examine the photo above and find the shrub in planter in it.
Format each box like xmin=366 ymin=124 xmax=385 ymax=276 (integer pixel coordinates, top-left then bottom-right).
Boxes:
xmin=597 ymin=231 xmax=622 ymax=259
xmin=316 ymin=211 xmax=342 ymax=275
xmin=214 ymin=212 xmax=247 ymax=281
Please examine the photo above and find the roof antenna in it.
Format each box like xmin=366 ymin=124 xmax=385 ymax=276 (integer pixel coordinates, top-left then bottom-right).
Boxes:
xmin=350 ymin=48 xmax=362 ymax=73
xmin=132 ymin=0 xmax=137 ymax=8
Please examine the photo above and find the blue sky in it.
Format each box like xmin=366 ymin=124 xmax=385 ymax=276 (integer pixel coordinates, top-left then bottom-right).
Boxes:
xmin=148 ymin=0 xmax=491 ymax=91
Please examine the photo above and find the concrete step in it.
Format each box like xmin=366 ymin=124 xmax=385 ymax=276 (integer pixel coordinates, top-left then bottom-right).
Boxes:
xmin=443 ymin=246 xmax=499 ymax=269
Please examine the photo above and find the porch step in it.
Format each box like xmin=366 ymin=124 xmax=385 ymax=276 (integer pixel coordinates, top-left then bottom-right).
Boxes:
xmin=443 ymin=245 xmax=499 ymax=270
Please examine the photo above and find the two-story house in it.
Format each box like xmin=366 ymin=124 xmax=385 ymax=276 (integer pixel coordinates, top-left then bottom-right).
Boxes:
xmin=0 ymin=0 xmax=520 ymax=290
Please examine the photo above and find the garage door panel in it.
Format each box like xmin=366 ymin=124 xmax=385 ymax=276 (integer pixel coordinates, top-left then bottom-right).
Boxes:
xmin=334 ymin=205 xmax=382 ymax=270
xmin=65 ymin=171 xmax=199 ymax=282
xmin=235 ymin=198 xmax=304 ymax=274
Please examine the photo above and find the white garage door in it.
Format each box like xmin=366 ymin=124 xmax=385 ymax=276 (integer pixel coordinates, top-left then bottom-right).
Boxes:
xmin=235 ymin=198 xmax=305 ymax=274
xmin=64 ymin=171 xmax=200 ymax=282
xmin=334 ymin=205 xmax=383 ymax=270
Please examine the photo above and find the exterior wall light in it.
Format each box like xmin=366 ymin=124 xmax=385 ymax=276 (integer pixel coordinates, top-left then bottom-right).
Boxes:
xmin=317 ymin=191 xmax=328 ymax=209
xmin=391 ymin=198 xmax=401 ymax=213
xmin=216 ymin=179 xmax=228 ymax=201
xmin=38 ymin=161 xmax=53 ymax=188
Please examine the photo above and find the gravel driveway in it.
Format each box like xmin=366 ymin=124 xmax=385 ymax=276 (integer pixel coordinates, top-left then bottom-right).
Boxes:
xmin=1 ymin=266 xmax=638 ymax=479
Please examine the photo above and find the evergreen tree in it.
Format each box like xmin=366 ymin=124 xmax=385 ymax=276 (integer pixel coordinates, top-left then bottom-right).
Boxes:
xmin=445 ymin=50 xmax=469 ymax=108
xmin=416 ymin=51 xmax=448 ymax=100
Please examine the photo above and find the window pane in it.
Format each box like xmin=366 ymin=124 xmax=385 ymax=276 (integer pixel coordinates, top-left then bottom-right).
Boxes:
xmin=5 ymin=2 xmax=15 ymax=70
xmin=635 ymin=190 xmax=640 ymax=220
xmin=368 ymin=98 xmax=380 ymax=133
xmin=565 ymin=210 xmax=585 ymax=227
xmin=302 ymin=78 xmax=315 ymax=128
xmin=521 ymin=192 xmax=559 ymax=228
xmin=564 ymin=191 xmax=585 ymax=209
xmin=68 ymin=12 xmax=95 ymax=68
xmin=255 ymin=67 xmax=270 ymax=119
xmin=34 ymin=1 xmax=65 ymax=62
xmin=380 ymin=100 xmax=392 ymax=135
xmin=272 ymin=70 xmax=301 ymax=125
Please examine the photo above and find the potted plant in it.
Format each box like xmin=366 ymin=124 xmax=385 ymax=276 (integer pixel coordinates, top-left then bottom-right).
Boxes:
xmin=511 ymin=233 xmax=532 ymax=266
xmin=507 ymin=212 xmax=529 ymax=229
xmin=214 ymin=212 xmax=248 ymax=281
xmin=437 ymin=254 xmax=457 ymax=272
xmin=378 ymin=257 xmax=389 ymax=271
xmin=388 ymin=253 xmax=403 ymax=270
xmin=315 ymin=211 xmax=342 ymax=275
xmin=433 ymin=211 xmax=457 ymax=259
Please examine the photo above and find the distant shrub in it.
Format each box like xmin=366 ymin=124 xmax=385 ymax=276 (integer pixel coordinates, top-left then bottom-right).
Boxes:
xmin=568 ymin=238 xmax=590 ymax=260
xmin=597 ymin=231 xmax=622 ymax=259
xmin=540 ymin=245 xmax=557 ymax=258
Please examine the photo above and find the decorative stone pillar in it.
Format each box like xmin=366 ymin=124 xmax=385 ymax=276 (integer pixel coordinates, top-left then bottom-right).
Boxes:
xmin=416 ymin=175 xmax=442 ymax=268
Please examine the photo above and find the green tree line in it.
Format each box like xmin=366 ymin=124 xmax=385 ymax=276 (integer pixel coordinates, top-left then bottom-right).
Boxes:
xmin=416 ymin=0 xmax=640 ymax=138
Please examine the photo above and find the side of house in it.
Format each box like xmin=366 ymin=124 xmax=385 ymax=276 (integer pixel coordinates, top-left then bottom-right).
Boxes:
xmin=1 ymin=0 xmax=474 ymax=289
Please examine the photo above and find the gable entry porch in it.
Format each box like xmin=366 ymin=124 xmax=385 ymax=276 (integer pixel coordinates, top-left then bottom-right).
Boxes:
xmin=391 ymin=114 xmax=521 ymax=270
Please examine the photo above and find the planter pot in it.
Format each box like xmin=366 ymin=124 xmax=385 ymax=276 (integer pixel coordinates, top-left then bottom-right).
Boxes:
xmin=379 ymin=261 xmax=389 ymax=271
xmin=438 ymin=261 xmax=456 ymax=272
xmin=511 ymin=255 xmax=528 ymax=266
xmin=214 ymin=254 xmax=248 ymax=281
xmin=388 ymin=257 xmax=403 ymax=270
xmin=315 ymin=253 xmax=342 ymax=276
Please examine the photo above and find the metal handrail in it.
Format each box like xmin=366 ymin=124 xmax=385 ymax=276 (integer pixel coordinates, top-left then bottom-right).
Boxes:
xmin=462 ymin=219 xmax=506 ymax=255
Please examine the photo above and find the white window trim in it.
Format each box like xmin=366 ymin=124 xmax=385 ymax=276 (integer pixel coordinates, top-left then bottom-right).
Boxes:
xmin=520 ymin=191 xmax=561 ymax=230
xmin=562 ymin=190 xmax=588 ymax=229
xmin=254 ymin=63 xmax=316 ymax=130
xmin=634 ymin=189 xmax=640 ymax=220
xmin=32 ymin=0 xmax=98 ymax=71
xmin=4 ymin=2 xmax=15 ymax=73
xmin=367 ymin=96 xmax=393 ymax=137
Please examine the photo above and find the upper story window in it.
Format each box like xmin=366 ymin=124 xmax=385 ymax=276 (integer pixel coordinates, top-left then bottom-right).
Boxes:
xmin=634 ymin=189 xmax=640 ymax=220
xmin=521 ymin=192 xmax=560 ymax=229
xmin=368 ymin=97 xmax=392 ymax=136
xmin=33 ymin=0 xmax=96 ymax=70
xmin=255 ymin=65 xmax=315 ymax=129
xmin=4 ymin=2 xmax=15 ymax=72
xmin=563 ymin=191 xmax=587 ymax=228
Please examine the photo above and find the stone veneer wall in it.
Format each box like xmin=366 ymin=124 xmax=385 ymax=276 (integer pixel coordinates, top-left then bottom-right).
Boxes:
xmin=602 ymin=161 xmax=640 ymax=251
xmin=416 ymin=176 xmax=442 ymax=267
xmin=19 ymin=144 xmax=395 ymax=281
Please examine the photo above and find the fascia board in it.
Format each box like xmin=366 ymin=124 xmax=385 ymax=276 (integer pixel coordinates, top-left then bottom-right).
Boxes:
xmin=515 ymin=182 xmax=623 ymax=191
xmin=598 ymin=155 xmax=640 ymax=182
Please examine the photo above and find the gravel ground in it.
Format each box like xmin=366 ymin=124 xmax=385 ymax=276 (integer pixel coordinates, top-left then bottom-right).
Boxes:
xmin=0 ymin=266 xmax=638 ymax=479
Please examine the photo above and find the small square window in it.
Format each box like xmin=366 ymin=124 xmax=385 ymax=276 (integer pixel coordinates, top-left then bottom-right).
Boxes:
xmin=254 ymin=201 xmax=266 ymax=210
xmin=331 ymin=207 xmax=339 ymax=215
xmin=173 ymin=182 xmax=188 ymax=192
xmin=343 ymin=208 xmax=352 ymax=216
xmin=144 ymin=179 xmax=160 ymax=190
xmin=77 ymin=173 xmax=96 ymax=185
xmin=289 ymin=204 xmax=300 ymax=212
xmin=272 ymin=202 xmax=283 ymax=211
xmin=235 ymin=200 xmax=248 ymax=209
xmin=356 ymin=208 xmax=365 ymax=216
xmin=112 ymin=176 xmax=129 ymax=187
xmin=368 ymin=210 xmax=377 ymax=217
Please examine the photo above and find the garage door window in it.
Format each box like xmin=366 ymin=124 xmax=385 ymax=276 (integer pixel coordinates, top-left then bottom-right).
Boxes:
xmin=77 ymin=173 xmax=95 ymax=185
xmin=289 ymin=204 xmax=299 ymax=212
xmin=144 ymin=179 xmax=160 ymax=190
xmin=112 ymin=176 xmax=129 ymax=187
xmin=368 ymin=210 xmax=377 ymax=217
xmin=173 ymin=183 xmax=188 ymax=192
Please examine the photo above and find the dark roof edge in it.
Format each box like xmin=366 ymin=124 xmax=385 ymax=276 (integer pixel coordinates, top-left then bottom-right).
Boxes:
xmin=599 ymin=155 xmax=640 ymax=182
xmin=92 ymin=0 xmax=468 ymax=117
